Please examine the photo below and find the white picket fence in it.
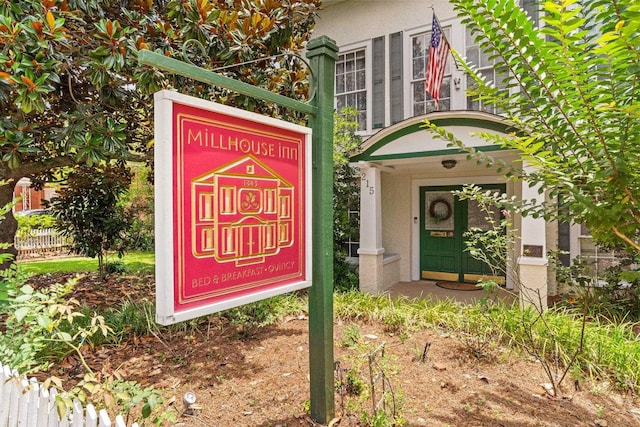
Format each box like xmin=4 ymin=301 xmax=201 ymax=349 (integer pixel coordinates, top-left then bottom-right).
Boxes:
xmin=0 ymin=362 xmax=138 ymax=427
xmin=14 ymin=228 xmax=70 ymax=258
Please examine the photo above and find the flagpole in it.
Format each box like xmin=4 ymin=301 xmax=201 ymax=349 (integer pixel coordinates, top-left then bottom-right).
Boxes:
xmin=432 ymin=13 xmax=452 ymax=54
xmin=428 ymin=6 xmax=459 ymax=70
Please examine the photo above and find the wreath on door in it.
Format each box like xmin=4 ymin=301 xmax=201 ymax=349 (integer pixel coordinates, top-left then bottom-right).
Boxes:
xmin=429 ymin=198 xmax=452 ymax=221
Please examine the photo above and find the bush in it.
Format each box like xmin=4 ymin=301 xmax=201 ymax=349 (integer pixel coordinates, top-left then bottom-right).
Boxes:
xmin=333 ymin=108 xmax=362 ymax=293
xmin=106 ymin=259 xmax=127 ymax=275
xmin=119 ymin=164 xmax=155 ymax=251
xmin=51 ymin=165 xmax=133 ymax=280
xmin=334 ymin=255 xmax=359 ymax=292
xmin=16 ymin=213 xmax=56 ymax=237
xmin=0 ymin=270 xmax=173 ymax=425
xmin=556 ymin=252 xmax=640 ymax=323
xmin=0 ymin=272 xmax=110 ymax=373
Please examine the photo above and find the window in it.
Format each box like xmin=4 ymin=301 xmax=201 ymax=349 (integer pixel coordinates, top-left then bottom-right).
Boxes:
xmin=465 ymin=0 xmax=538 ymax=114
xmin=279 ymin=222 xmax=290 ymax=242
xmin=465 ymin=26 xmax=509 ymax=114
xmin=265 ymin=223 xmax=277 ymax=250
xmin=221 ymin=226 xmax=236 ymax=255
xmin=219 ymin=187 xmax=236 ymax=214
xmin=411 ymin=29 xmax=451 ymax=115
xmin=264 ymin=188 xmax=277 ymax=214
xmin=346 ymin=209 xmax=360 ymax=258
xmin=199 ymin=193 xmax=215 ymax=220
xmin=279 ymin=194 xmax=291 ymax=218
xmin=578 ymin=224 xmax=621 ymax=276
xmin=521 ymin=0 xmax=540 ymax=27
xmin=335 ymin=49 xmax=367 ymax=130
xmin=202 ymin=228 xmax=214 ymax=251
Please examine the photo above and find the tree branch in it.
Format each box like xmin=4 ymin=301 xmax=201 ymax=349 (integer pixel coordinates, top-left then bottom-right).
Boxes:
xmin=611 ymin=226 xmax=640 ymax=252
xmin=3 ymin=155 xmax=78 ymax=181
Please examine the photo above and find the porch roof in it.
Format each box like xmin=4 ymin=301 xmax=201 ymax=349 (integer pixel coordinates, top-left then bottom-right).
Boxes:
xmin=351 ymin=110 xmax=516 ymax=164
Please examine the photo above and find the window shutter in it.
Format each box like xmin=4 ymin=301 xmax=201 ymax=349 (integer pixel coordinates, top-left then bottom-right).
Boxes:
xmin=389 ymin=31 xmax=403 ymax=124
xmin=372 ymin=36 xmax=385 ymax=129
xmin=557 ymin=196 xmax=571 ymax=266
xmin=521 ymin=0 xmax=539 ymax=27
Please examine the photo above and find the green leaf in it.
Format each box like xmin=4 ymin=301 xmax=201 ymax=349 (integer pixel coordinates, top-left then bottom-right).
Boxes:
xmin=36 ymin=314 xmax=51 ymax=329
xmin=58 ymin=331 xmax=73 ymax=341
xmin=14 ymin=306 xmax=31 ymax=322
xmin=141 ymin=402 xmax=151 ymax=418
xmin=20 ymin=285 xmax=34 ymax=294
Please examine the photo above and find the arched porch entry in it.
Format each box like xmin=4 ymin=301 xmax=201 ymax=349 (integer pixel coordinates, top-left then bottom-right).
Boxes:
xmin=351 ymin=111 xmax=549 ymax=305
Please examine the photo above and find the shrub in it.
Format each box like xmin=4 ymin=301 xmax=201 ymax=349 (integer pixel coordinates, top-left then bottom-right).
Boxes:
xmin=0 ymin=273 xmax=109 ymax=373
xmin=50 ymin=165 xmax=133 ymax=280
xmin=0 ymin=271 xmax=173 ymax=425
xmin=118 ymin=164 xmax=155 ymax=251
xmin=556 ymin=251 xmax=640 ymax=323
xmin=106 ymin=259 xmax=127 ymax=275
xmin=16 ymin=213 xmax=56 ymax=237
xmin=334 ymin=255 xmax=359 ymax=292
xmin=333 ymin=108 xmax=362 ymax=293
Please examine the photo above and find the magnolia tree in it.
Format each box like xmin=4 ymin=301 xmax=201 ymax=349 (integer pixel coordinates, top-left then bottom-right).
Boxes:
xmin=425 ymin=0 xmax=639 ymax=253
xmin=0 ymin=0 xmax=320 ymax=262
xmin=50 ymin=165 xmax=132 ymax=280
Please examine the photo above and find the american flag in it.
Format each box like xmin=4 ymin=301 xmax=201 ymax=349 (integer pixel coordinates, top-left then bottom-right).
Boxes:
xmin=425 ymin=14 xmax=450 ymax=108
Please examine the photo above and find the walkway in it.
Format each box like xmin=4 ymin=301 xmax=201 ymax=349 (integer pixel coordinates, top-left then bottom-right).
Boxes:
xmin=384 ymin=281 xmax=517 ymax=305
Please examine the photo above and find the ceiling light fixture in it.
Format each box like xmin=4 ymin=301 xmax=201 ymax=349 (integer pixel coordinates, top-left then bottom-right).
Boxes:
xmin=441 ymin=159 xmax=457 ymax=169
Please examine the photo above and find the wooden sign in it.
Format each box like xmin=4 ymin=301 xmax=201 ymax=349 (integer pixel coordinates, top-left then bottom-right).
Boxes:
xmin=154 ymin=90 xmax=312 ymax=325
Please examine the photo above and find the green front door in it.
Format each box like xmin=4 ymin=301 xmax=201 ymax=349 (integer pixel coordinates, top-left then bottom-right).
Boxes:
xmin=420 ymin=185 xmax=506 ymax=283
xmin=420 ymin=186 xmax=460 ymax=282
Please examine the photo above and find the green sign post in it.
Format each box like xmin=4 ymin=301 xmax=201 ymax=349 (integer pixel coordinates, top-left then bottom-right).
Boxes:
xmin=306 ymin=36 xmax=338 ymax=423
xmin=139 ymin=36 xmax=338 ymax=424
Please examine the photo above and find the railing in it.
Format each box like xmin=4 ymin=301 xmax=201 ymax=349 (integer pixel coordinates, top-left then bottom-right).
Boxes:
xmin=0 ymin=362 xmax=138 ymax=427
xmin=14 ymin=228 xmax=70 ymax=259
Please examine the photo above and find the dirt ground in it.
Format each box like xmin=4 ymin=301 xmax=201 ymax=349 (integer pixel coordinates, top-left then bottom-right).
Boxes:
xmin=27 ymin=272 xmax=640 ymax=427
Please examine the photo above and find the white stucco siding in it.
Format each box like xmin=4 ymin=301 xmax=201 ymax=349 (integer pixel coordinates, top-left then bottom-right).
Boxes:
xmin=381 ymin=174 xmax=412 ymax=282
xmin=316 ymin=0 xmax=457 ymax=46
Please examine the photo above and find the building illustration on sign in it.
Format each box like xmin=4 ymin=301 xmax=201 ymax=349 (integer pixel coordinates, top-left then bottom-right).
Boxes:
xmin=191 ymin=155 xmax=294 ymax=266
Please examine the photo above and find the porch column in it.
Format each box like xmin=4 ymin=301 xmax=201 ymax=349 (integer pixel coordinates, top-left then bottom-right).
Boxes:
xmin=357 ymin=163 xmax=385 ymax=293
xmin=517 ymin=162 xmax=549 ymax=311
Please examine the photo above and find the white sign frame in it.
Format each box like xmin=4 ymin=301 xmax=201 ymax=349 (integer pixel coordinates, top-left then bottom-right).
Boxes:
xmin=154 ymin=90 xmax=313 ymax=325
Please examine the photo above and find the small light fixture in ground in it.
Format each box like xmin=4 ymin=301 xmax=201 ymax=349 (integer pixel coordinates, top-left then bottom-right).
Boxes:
xmin=183 ymin=391 xmax=197 ymax=410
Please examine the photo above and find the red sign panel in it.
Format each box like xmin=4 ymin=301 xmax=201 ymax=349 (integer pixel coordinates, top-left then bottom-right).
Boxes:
xmin=154 ymin=91 xmax=312 ymax=325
